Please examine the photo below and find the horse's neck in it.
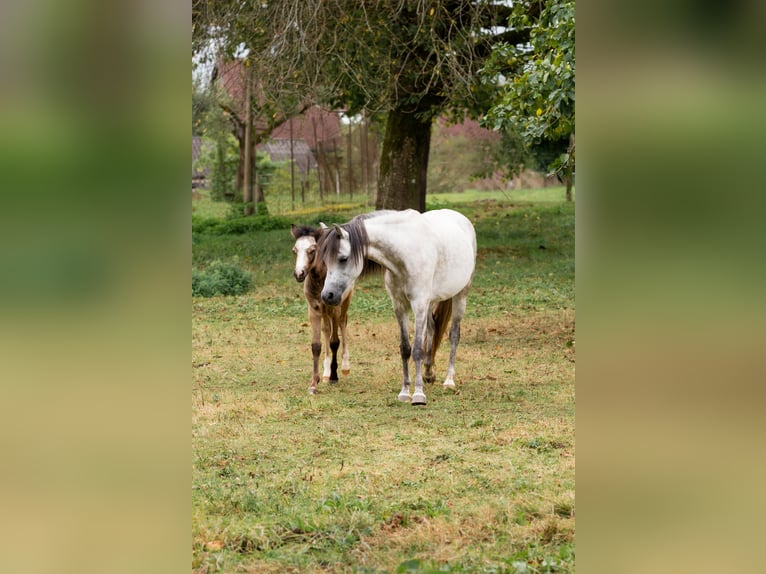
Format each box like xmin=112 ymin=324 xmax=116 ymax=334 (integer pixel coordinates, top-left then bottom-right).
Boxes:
xmin=363 ymin=214 xmax=415 ymax=271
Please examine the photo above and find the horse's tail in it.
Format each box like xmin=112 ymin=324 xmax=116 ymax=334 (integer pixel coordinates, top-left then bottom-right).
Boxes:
xmin=430 ymin=299 xmax=453 ymax=365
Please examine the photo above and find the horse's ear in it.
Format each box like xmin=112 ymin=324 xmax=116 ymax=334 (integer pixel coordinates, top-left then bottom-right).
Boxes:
xmin=333 ymin=224 xmax=349 ymax=240
xmin=319 ymin=222 xmax=328 ymax=230
xmin=290 ymin=224 xmax=299 ymax=239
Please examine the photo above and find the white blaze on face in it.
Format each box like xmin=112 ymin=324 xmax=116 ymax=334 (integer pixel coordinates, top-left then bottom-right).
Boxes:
xmin=293 ymin=236 xmax=317 ymax=281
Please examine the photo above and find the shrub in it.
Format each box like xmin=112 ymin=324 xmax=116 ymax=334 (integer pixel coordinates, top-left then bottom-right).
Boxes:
xmin=192 ymin=259 xmax=253 ymax=297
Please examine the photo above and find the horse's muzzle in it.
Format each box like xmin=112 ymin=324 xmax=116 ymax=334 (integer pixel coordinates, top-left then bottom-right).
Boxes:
xmin=321 ymin=289 xmax=341 ymax=306
xmin=294 ymin=270 xmax=306 ymax=282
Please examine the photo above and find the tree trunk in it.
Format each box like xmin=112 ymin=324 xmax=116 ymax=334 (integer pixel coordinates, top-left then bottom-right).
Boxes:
xmin=242 ymin=66 xmax=254 ymax=216
xmin=254 ymin=152 xmax=267 ymax=213
xmin=289 ymin=118 xmax=296 ymax=210
xmin=565 ymin=132 xmax=575 ymax=202
xmin=312 ymin=115 xmax=323 ymax=200
xmin=347 ymin=121 xmax=354 ymax=198
xmin=219 ymin=141 xmax=235 ymax=202
xmin=235 ymin=138 xmax=244 ymax=197
xmin=360 ymin=114 xmax=369 ymax=196
xmin=376 ymin=106 xmax=433 ymax=212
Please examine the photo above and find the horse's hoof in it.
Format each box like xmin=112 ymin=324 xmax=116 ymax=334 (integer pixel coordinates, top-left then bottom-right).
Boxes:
xmin=322 ymin=376 xmax=330 ymax=383
xmin=424 ymin=374 xmax=435 ymax=384
xmin=397 ymin=392 xmax=411 ymax=402
xmin=411 ymin=392 xmax=427 ymax=405
xmin=308 ymin=388 xmax=317 ymax=395
xmin=342 ymin=369 xmax=350 ymax=376
xmin=443 ymin=381 xmax=456 ymax=390
xmin=329 ymin=379 xmax=338 ymax=385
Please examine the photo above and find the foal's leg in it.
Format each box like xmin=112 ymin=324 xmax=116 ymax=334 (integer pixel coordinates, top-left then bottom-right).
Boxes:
xmin=321 ymin=312 xmax=333 ymax=382
xmin=410 ymin=301 xmax=430 ymax=405
xmin=308 ymin=308 xmax=322 ymax=394
xmin=339 ymin=293 xmax=351 ymax=376
xmin=328 ymin=310 xmax=340 ymax=384
xmin=444 ymin=290 xmax=469 ymax=389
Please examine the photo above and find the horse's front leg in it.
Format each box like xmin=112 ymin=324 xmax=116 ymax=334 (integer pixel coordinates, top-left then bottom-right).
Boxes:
xmin=391 ymin=299 xmax=412 ymax=402
xmin=410 ymin=301 xmax=430 ymax=405
xmin=321 ymin=311 xmax=333 ymax=382
xmin=308 ymin=307 xmax=322 ymax=394
xmin=327 ymin=310 xmax=340 ymax=384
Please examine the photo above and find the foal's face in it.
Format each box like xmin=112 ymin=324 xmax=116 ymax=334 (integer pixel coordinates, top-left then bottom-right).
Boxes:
xmin=292 ymin=236 xmax=317 ymax=283
xmin=321 ymin=229 xmax=361 ymax=306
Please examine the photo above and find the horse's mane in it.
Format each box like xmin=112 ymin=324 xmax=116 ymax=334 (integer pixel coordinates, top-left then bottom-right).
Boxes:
xmin=318 ymin=212 xmax=385 ymax=276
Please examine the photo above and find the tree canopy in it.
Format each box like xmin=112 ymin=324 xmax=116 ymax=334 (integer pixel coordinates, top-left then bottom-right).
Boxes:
xmin=193 ymin=1 xmax=528 ymax=114
xmin=482 ymin=1 xmax=575 ymax=196
xmin=192 ymin=1 xmax=564 ymax=210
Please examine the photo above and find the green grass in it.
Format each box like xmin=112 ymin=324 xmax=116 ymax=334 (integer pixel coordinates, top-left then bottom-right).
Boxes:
xmin=192 ymin=188 xmax=231 ymax=218
xmin=192 ymin=190 xmax=575 ymax=573
xmin=429 ymin=185 xmax=574 ymax=206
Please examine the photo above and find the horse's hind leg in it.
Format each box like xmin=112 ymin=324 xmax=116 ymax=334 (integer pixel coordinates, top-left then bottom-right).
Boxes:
xmin=444 ymin=290 xmax=469 ymax=389
xmin=423 ymin=306 xmax=436 ymax=383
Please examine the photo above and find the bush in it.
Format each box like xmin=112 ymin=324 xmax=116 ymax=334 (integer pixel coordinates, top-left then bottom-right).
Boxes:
xmin=192 ymin=259 xmax=253 ymax=297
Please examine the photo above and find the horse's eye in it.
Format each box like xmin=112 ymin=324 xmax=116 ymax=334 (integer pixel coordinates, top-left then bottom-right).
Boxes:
xmin=339 ymin=256 xmax=349 ymax=264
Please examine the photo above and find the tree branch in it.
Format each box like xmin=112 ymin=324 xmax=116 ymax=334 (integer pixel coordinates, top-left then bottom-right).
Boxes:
xmin=475 ymin=27 xmax=532 ymax=59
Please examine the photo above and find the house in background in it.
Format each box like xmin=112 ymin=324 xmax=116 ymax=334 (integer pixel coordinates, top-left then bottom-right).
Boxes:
xmin=211 ymin=59 xmax=350 ymax=197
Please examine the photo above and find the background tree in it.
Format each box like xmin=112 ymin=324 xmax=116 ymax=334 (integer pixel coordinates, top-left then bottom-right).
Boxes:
xmin=193 ymin=79 xmax=278 ymax=210
xmin=212 ymin=60 xmax=314 ymax=215
xmin=482 ymin=0 xmax=575 ymax=200
xmin=193 ymin=82 xmax=237 ymax=202
xmin=193 ymin=1 xmax=538 ymax=211
xmin=192 ymin=80 xmax=212 ymax=137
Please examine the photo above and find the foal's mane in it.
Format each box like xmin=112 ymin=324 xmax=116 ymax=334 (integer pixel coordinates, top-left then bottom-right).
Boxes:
xmin=291 ymin=225 xmax=323 ymax=241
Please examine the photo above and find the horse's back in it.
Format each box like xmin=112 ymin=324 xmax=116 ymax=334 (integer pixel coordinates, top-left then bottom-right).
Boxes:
xmin=422 ymin=209 xmax=476 ymax=257
xmin=421 ymin=209 xmax=476 ymax=299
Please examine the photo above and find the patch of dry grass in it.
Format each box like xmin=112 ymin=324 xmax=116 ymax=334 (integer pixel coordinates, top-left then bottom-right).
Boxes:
xmin=192 ymin=199 xmax=574 ymax=573
xmin=193 ymin=304 xmax=574 ymax=573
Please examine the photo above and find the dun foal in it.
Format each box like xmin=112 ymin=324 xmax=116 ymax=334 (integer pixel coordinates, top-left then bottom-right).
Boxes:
xmin=291 ymin=224 xmax=352 ymax=394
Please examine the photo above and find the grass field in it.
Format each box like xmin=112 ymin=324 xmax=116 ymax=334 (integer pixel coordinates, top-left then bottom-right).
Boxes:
xmin=192 ymin=191 xmax=575 ymax=573
xmin=191 ymin=185 xmax=574 ymax=219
